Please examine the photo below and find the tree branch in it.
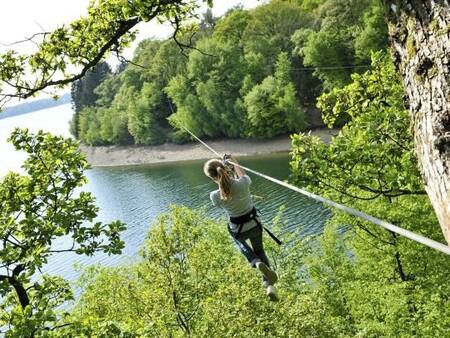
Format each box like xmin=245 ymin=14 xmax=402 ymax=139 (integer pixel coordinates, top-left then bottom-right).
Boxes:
xmin=49 ymin=241 xmax=76 ymax=254
xmin=112 ymin=48 xmax=149 ymax=70
xmin=0 ymin=31 xmax=51 ymax=47
xmin=15 ymin=18 xmax=138 ymax=100
xmin=171 ymin=14 xmax=215 ymax=58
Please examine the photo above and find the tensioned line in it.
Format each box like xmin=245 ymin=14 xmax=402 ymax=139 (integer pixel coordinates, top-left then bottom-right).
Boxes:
xmin=181 ymin=125 xmax=450 ymax=256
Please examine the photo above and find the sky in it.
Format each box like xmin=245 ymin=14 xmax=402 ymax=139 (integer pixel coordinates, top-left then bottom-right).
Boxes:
xmin=0 ymin=0 xmax=261 ymax=105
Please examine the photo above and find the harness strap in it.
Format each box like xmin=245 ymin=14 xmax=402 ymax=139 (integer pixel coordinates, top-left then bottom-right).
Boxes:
xmin=262 ymin=226 xmax=282 ymax=245
xmin=229 ymin=207 xmax=282 ymax=245
xmin=236 ymin=223 xmax=244 ymax=236
xmin=229 ymin=207 xmax=258 ymax=224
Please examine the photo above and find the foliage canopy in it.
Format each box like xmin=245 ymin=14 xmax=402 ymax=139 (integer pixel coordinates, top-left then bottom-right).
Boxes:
xmin=0 ymin=129 xmax=125 ymax=336
xmin=71 ymin=0 xmax=389 ymax=145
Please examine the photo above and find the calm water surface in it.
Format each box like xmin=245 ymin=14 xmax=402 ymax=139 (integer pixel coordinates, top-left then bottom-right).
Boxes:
xmin=1 ymin=105 xmax=331 ymax=282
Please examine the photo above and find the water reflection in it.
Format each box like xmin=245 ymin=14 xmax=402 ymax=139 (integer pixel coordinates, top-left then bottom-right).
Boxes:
xmin=0 ymin=106 xmax=331 ymax=283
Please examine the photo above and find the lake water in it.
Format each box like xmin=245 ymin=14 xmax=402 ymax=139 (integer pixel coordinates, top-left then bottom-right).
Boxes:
xmin=0 ymin=104 xmax=330 ymax=281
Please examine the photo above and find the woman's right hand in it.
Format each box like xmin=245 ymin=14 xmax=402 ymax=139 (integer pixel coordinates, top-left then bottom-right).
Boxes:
xmin=229 ymin=155 xmax=246 ymax=177
xmin=223 ymin=154 xmax=238 ymax=164
xmin=229 ymin=155 xmax=238 ymax=163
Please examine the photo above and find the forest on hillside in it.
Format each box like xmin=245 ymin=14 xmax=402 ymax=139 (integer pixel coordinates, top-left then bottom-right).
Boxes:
xmin=1 ymin=0 xmax=450 ymax=336
xmin=0 ymin=93 xmax=71 ymax=120
xmin=60 ymin=50 xmax=450 ymax=338
xmin=70 ymin=0 xmax=388 ymax=145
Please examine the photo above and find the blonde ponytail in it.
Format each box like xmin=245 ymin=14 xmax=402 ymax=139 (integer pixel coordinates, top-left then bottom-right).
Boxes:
xmin=217 ymin=167 xmax=232 ymax=200
xmin=203 ymin=159 xmax=233 ymax=200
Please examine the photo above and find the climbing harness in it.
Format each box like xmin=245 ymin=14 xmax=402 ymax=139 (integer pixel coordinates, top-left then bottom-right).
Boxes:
xmin=229 ymin=207 xmax=283 ymax=245
xmin=181 ymin=125 xmax=450 ymax=256
xmin=223 ymin=152 xmax=281 ymax=245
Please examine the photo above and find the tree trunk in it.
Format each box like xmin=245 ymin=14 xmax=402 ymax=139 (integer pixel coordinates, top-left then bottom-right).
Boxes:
xmin=383 ymin=1 xmax=450 ymax=243
xmin=10 ymin=277 xmax=30 ymax=310
xmin=0 ymin=265 xmax=31 ymax=310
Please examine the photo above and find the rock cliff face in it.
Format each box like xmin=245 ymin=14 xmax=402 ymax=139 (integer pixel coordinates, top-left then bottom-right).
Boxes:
xmin=383 ymin=0 xmax=450 ymax=243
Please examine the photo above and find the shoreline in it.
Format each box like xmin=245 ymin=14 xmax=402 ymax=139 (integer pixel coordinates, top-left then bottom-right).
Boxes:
xmin=79 ymin=128 xmax=338 ymax=167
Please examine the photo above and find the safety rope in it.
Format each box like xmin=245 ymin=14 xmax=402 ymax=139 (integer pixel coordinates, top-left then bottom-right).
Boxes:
xmin=181 ymin=125 xmax=450 ymax=256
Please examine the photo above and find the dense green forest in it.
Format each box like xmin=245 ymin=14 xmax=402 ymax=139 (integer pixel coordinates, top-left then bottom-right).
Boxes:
xmin=2 ymin=0 xmax=450 ymax=336
xmin=71 ymin=0 xmax=388 ymax=145
xmin=48 ymin=52 xmax=447 ymax=338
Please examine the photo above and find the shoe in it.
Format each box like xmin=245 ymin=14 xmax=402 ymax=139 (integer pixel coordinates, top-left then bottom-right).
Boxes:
xmin=266 ymin=285 xmax=279 ymax=302
xmin=256 ymin=261 xmax=278 ymax=285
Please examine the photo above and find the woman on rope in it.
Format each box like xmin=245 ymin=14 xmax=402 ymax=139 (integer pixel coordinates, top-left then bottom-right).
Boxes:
xmin=204 ymin=155 xmax=279 ymax=301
